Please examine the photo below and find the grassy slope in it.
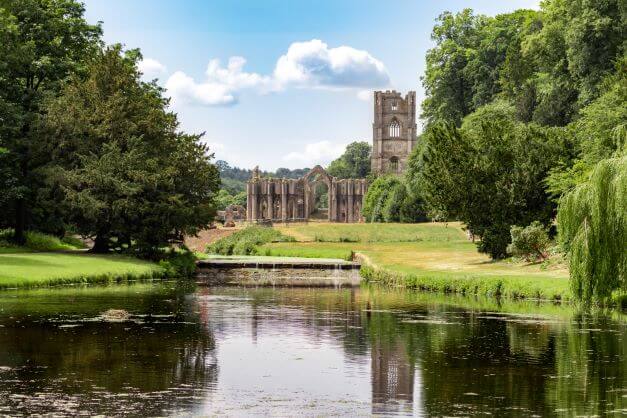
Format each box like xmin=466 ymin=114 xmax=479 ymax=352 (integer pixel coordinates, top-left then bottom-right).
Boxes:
xmin=0 ymin=252 xmax=163 ymax=289
xmin=265 ymin=222 xmax=571 ymax=300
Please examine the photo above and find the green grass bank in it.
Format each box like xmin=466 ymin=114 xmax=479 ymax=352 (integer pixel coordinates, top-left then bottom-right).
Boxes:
xmin=261 ymin=222 xmax=572 ymax=301
xmin=0 ymin=252 xmax=165 ymax=289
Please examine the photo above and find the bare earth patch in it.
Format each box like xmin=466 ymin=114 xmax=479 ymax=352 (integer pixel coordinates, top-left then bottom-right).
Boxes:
xmin=184 ymin=226 xmax=241 ymax=252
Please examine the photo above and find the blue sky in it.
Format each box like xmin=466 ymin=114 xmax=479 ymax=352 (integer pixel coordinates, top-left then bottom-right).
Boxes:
xmin=83 ymin=0 xmax=540 ymax=170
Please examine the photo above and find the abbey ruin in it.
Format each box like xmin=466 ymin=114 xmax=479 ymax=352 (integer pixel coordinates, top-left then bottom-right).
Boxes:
xmin=246 ymin=90 xmax=416 ymax=223
xmin=371 ymin=90 xmax=418 ymax=175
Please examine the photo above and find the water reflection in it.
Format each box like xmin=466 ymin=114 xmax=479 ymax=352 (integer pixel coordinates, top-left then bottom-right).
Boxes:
xmin=0 ymin=284 xmax=624 ymax=416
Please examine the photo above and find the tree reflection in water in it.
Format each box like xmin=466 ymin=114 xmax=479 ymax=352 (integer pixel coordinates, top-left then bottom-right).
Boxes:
xmin=0 ymin=284 xmax=624 ymax=416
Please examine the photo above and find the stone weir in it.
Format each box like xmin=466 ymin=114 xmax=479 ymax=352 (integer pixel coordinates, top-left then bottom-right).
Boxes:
xmin=196 ymin=256 xmax=362 ymax=287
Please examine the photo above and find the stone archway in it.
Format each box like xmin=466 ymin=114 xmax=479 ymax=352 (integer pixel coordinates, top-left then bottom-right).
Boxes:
xmin=303 ymin=165 xmax=332 ymax=221
xmin=246 ymin=165 xmax=368 ymax=223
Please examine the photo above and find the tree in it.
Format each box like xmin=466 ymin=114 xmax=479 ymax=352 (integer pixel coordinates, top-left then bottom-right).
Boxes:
xmin=327 ymin=141 xmax=371 ymax=179
xmin=575 ymin=58 xmax=627 ymax=164
xmin=382 ymin=182 xmax=406 ymax=223
xmin=421 ymin=9 xmax=487 ymax=126
xmin=0 ymin=0 xmax=102 ymax=242
xmin=416 ymin=104 xmax=568 ymax=258
xmin=40 ymin=46 xmax=219 ymax=252
xmin=507 ymin=221 xmax=550 ymax=261
xmin=362 ymin=176 xmax=402 ymax=222
xmin=557 ymin=157 xmax=626 ymax=303
xmin=521 ymin=0 xmax=625 ymax=125
xmin=215 ymin=189 xmax=246 ymax=210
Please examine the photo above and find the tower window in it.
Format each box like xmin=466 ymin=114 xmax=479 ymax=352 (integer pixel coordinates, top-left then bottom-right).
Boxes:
xmin=391 ymin=101 xmax=397 ymax=111
xmin=390 ymin=157 xmax=399 ymax=172
xmin=389 ymin=120 xmax=400 ymax=137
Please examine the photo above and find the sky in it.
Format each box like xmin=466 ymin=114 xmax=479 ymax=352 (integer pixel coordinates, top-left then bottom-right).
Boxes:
xmin=83 ymin=0 xmax=540 ymax=171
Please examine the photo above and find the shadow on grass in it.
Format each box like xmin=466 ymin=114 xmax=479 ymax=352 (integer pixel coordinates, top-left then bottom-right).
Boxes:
xmin=0 ymin=255 xmax=61 ymax=267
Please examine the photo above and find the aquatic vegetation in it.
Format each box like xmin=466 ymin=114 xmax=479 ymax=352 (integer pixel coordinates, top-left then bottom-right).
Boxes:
xmin=100 ymin=309 xmax=131 ymax=322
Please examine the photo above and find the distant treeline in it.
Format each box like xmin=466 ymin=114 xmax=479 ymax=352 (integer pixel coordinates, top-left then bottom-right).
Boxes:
xmin=216 ymin=160 xmax=310 ymax=194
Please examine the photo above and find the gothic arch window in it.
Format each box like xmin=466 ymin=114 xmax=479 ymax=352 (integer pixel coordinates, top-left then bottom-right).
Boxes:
xmin=390 ymin=156 xmax=399 ymax=173
xmin=389 ymin=120 xmax=400 ymax=138
xmin=391 ymin=101 xmax=397 ymax=111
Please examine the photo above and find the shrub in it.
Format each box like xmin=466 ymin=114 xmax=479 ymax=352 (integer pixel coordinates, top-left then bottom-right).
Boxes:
xmin=207 ymin=226 xmax=294 ymax=256
xmin=158 ymin=250 xmax=197 ymax=278
xmin=363 ymin=176 xmax=402 ymax=222
xmin=507 ymin=221 xmax=550 ymax=261
xmin=0 ymin=229 xmax=80 ymax=251
xmin=61 ymin=235 xmax=87 ymax=249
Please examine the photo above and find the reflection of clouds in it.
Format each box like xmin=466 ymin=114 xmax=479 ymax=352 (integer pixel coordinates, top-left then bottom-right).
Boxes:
xmin=194 ymin=286 xmax=419 ymax=416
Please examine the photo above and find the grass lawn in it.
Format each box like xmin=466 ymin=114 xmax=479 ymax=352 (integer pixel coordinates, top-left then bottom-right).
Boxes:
xmin=265 ymin=222 xmax=571 ymax=300
xmin=0 ymin=252 xmax=164 ymax=289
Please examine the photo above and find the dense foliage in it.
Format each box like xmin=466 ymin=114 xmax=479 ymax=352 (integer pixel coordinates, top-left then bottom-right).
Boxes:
xmin=0 ymin=0 xmax=102 ymax=241
xmin=507 ymin=222 xmax=550 ymax=262
xmin=416 ymin=106 xmax=572 ymax=258
xmin=0 ymin=0 xmax=220 ymax=256
xmin=207 ymin=226 xmax=294 ymax=256
xmin=38 ymin=46 xmax=220 ymax=253
xmin=326 ymin=141 xmax=371 ymax=179
xmin=362 ymin=176 xmax=428 ymax=223
xmin=409 ymin=0 xmax=626 ymax=294
xmin=422 ymin=2 xmax=626 ymax=127
xmin=557 ymin=157 xmax=626 ymax=303
xmin=215 ymin=189 xmax=247 ymax=211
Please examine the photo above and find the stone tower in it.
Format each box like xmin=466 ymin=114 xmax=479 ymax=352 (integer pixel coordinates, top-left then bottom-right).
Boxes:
xmin=371 ymin=90 xmax=417 ymax=175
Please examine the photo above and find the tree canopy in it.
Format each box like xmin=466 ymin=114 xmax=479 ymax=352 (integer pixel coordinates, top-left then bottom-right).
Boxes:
xmin=0 ymin=0 xmax=102 ymax=241
xmin=39 ymin=46 xmax=219 ymax=252
xmin=326 ymin=141 xmax=371 ymax=179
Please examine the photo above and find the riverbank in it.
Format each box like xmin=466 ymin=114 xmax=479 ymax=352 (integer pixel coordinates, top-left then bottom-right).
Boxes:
xmin=262 ymin=222 xmax=572 ymax=301
xmin=0 ymin=251 xmax=164 ymax=289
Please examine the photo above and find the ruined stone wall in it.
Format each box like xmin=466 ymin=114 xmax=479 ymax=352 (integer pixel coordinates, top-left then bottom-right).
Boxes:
xmin=246 ymin=166 xmax=367 ymax=223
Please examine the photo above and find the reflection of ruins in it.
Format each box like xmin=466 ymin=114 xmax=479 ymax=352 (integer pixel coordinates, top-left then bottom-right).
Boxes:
xmin=370 ymin=332 xmax=416 ymax=415
xmin=246 ymin=165 xmax=368 ymax=223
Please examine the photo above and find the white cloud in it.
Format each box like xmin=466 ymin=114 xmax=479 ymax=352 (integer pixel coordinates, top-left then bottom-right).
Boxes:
xmin=274 ymin=39 xmax=390 ymax=89
xmin=357 ymin=90 xmax=372 ymax=101
xmin=206 ymin=56 xmax=272 ymax=90
xmin=283 ymin=140 xmax=347 ymax=165
xmin=165 ymin=57 xmax=271 ymax=107
xmin=166 ymin=71 xmax=237 ymax=106
xmin=138 ymin=58 xmax=167 ymax=78
xmin=164 ymin=40 xmax=389 ymax=107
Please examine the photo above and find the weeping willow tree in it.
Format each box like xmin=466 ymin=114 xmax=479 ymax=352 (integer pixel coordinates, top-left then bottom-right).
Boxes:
xmin=557 ymin=157 xmax=626 ymax=303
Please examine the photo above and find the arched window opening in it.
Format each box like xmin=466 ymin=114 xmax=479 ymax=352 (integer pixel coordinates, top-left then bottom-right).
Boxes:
xmin=391 ymin=101 xmax=397 ymax=111
xmin=390 ymin=156 xmax=399 ymax=173
xmin=389 ymin=120 xmax=400 ymax=138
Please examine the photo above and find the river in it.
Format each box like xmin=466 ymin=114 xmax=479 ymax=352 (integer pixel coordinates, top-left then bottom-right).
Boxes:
xmin=0 ymin=283 xmax=624 ymax=416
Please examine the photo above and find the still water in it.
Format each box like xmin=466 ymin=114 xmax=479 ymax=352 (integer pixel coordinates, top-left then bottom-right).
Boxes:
xmin=0 ymin=283 xmax=624 ymax=417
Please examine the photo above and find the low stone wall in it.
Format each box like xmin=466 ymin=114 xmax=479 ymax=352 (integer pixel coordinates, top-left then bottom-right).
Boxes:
xmin=196 ymin=267 xmax=361 ymax=287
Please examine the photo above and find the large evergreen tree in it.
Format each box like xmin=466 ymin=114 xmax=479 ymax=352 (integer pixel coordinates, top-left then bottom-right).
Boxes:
xmin=40 ymin=46 xmax=219 ymax=252
xmin=416 ymin=103 xmax=571 ymax=258
xmin=0 ymin=0 xmax=102 ymax=241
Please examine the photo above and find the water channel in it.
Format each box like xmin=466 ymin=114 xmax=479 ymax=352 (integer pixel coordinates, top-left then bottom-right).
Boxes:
xmin=0 ymin=282 xmax=624 ymax=416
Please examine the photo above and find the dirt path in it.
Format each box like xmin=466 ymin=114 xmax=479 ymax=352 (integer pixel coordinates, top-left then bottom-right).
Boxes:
xmin=184 ymin=227 xmax=239 ymax=252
